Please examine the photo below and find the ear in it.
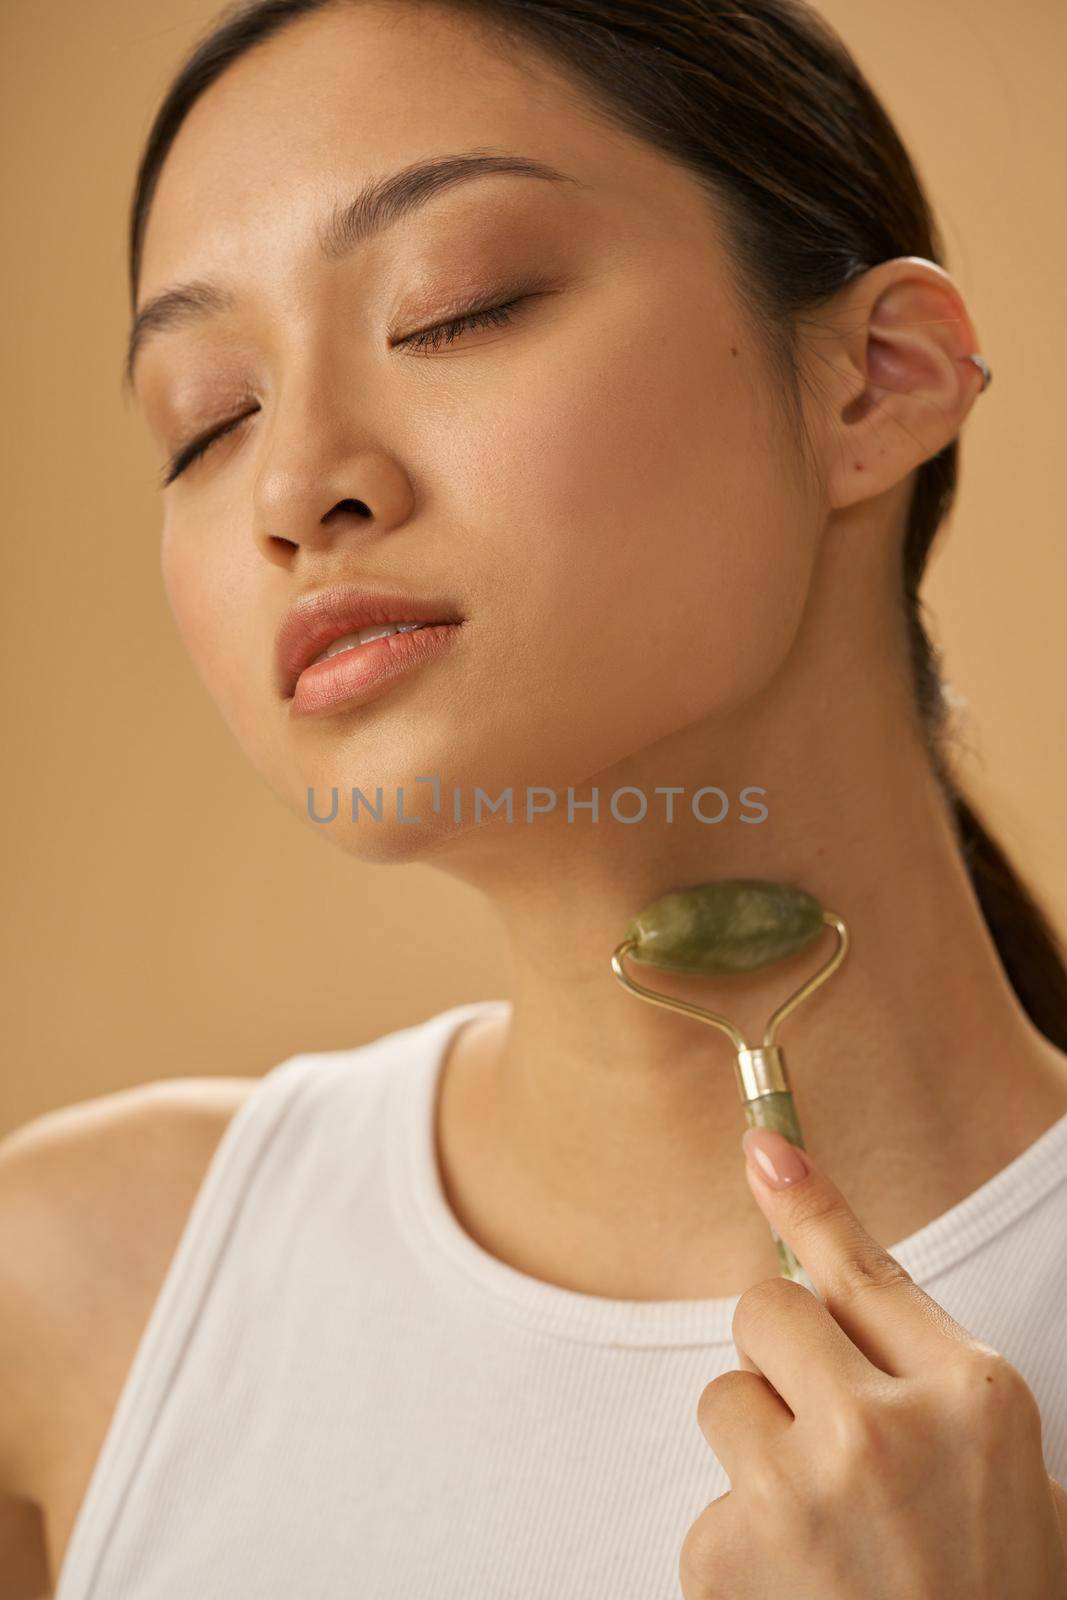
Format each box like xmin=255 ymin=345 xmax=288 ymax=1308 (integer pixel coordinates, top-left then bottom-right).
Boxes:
xmin=805 ymin=256 xmax=989 ymax=511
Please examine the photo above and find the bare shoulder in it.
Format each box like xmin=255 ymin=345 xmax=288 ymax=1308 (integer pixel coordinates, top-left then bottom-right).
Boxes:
xmin=0 ymin=1075 xmax=259 ymax=1587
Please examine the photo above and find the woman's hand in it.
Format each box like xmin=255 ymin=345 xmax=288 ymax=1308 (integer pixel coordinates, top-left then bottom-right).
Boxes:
xmin=680 ymin=1126 xmax=1067 ymax=1599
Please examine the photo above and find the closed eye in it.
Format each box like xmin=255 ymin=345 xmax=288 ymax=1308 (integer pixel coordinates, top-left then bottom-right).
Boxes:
xmin=159 ymin=408 xmax=258 ymax=489
xmin=395 ymin=292 xmax=535 ymax=354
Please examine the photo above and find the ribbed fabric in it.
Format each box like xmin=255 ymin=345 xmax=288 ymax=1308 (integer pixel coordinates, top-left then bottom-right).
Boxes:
xmin=54 ymin=999 xmax=1067 ymax=1600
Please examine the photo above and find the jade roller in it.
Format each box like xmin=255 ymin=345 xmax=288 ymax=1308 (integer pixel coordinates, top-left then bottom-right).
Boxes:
xmin=610 ymin=879 xmax=848 ymax=1288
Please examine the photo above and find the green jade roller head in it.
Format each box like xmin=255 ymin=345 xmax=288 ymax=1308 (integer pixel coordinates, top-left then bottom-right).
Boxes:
xmin=610 ymin=879 xmax=849 ymax=1289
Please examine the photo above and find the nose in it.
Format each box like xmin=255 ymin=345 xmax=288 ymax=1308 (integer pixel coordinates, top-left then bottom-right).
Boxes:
xmin=250 ymin=406 xmax=416 ymax=566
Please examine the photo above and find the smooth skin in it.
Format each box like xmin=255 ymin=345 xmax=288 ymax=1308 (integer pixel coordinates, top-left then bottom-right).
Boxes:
xmin=4 ymin=2 xmax=1067 ymax=1593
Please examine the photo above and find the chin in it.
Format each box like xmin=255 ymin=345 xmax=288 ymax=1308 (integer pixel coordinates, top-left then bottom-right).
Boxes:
xmin=297 ymin=805 xmax=495 ymax=867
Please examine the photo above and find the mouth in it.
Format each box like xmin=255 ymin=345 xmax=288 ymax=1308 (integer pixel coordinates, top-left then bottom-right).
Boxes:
xmin=288 ymin=620 xmax=463 ymax=718
xmin=276 ymin=585 xmax=465 ymax=700
xmin=306 ymin=619 xmax=431 ymax=667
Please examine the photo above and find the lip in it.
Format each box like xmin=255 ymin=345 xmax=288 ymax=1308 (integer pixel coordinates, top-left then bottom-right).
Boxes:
xmin=276 ymin=584 xmax=464 ymax=700
xmin=289 ymin=621 xmax=463 ymax=717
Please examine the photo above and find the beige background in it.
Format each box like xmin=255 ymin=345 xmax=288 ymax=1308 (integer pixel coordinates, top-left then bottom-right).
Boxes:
xmin=2 ymin=0 xmax=1064 ymax=1135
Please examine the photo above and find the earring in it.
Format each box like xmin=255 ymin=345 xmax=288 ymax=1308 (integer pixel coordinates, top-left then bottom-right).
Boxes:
xmin=965 ymin=353 xmax=993 ymax=392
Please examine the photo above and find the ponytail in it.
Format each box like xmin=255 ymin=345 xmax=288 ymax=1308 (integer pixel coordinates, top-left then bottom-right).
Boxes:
xmin=951 ymin=790 xmax=1067 ymax=1050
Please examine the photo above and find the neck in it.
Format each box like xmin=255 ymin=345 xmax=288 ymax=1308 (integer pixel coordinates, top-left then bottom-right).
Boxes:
xmin=426 ymin=562 xmax=1067 ymax=1300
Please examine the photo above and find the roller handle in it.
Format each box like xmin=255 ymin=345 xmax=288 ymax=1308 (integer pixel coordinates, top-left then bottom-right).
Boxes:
xmin=741 ymin=1090 xmax=817 ymax=1292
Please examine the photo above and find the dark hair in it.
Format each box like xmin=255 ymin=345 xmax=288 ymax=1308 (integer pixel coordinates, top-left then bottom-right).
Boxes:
xmin=126 ymin=0 xmax=1067 ymax=1048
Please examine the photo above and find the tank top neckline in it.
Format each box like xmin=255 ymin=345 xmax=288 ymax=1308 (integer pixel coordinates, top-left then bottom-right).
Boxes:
xmin=389 ymin=999 xmax=1067 ymax=1349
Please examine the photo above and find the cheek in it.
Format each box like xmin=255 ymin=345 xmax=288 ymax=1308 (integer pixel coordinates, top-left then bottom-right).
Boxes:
xmin=450 ymin=299 xmax=818 ymax=784
xmin=160 ymin=521 xmax=268 ymax=757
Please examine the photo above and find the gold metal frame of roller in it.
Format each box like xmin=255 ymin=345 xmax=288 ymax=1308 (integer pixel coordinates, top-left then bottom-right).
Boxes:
xmin=610 ymin=912 xmax=849 ymax=1287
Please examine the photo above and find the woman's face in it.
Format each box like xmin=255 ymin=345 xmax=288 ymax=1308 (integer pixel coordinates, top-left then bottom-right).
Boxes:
xmin=132 ymin=2 xmax=821 ymax=861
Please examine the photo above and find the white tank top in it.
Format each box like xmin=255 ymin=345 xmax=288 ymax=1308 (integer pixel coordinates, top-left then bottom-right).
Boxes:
xmin=54 ymin=1000 xmax=1067 ymax=1599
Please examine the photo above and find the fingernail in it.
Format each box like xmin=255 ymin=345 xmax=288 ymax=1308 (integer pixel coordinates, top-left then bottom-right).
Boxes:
xmin=742 ymin=1127 xmax=811 ymax=1189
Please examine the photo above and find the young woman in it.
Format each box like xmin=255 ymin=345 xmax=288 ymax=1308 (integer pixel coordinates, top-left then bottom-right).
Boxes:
xmin=3 ymin=0 xmax=1067 ymax=1595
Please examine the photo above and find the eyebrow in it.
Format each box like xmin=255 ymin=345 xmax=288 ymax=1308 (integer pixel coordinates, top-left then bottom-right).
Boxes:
xmin=123 ymin=149 xmax=582 ymax=390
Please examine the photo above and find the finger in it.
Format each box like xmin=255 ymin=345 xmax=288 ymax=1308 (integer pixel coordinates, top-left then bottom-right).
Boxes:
xmin=1048 ymin=1477 xmax=1067 ymax=1547
xmin=741 ymin=1126 xmax=977 ymax=1377
xmin=734 ymin=1344 xmax=762 ymax=1377
xmin=695 ymin=1368 xmax=791 ymax=1484
xmin=731 ymin=1272 xmax=888 ymax=1418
